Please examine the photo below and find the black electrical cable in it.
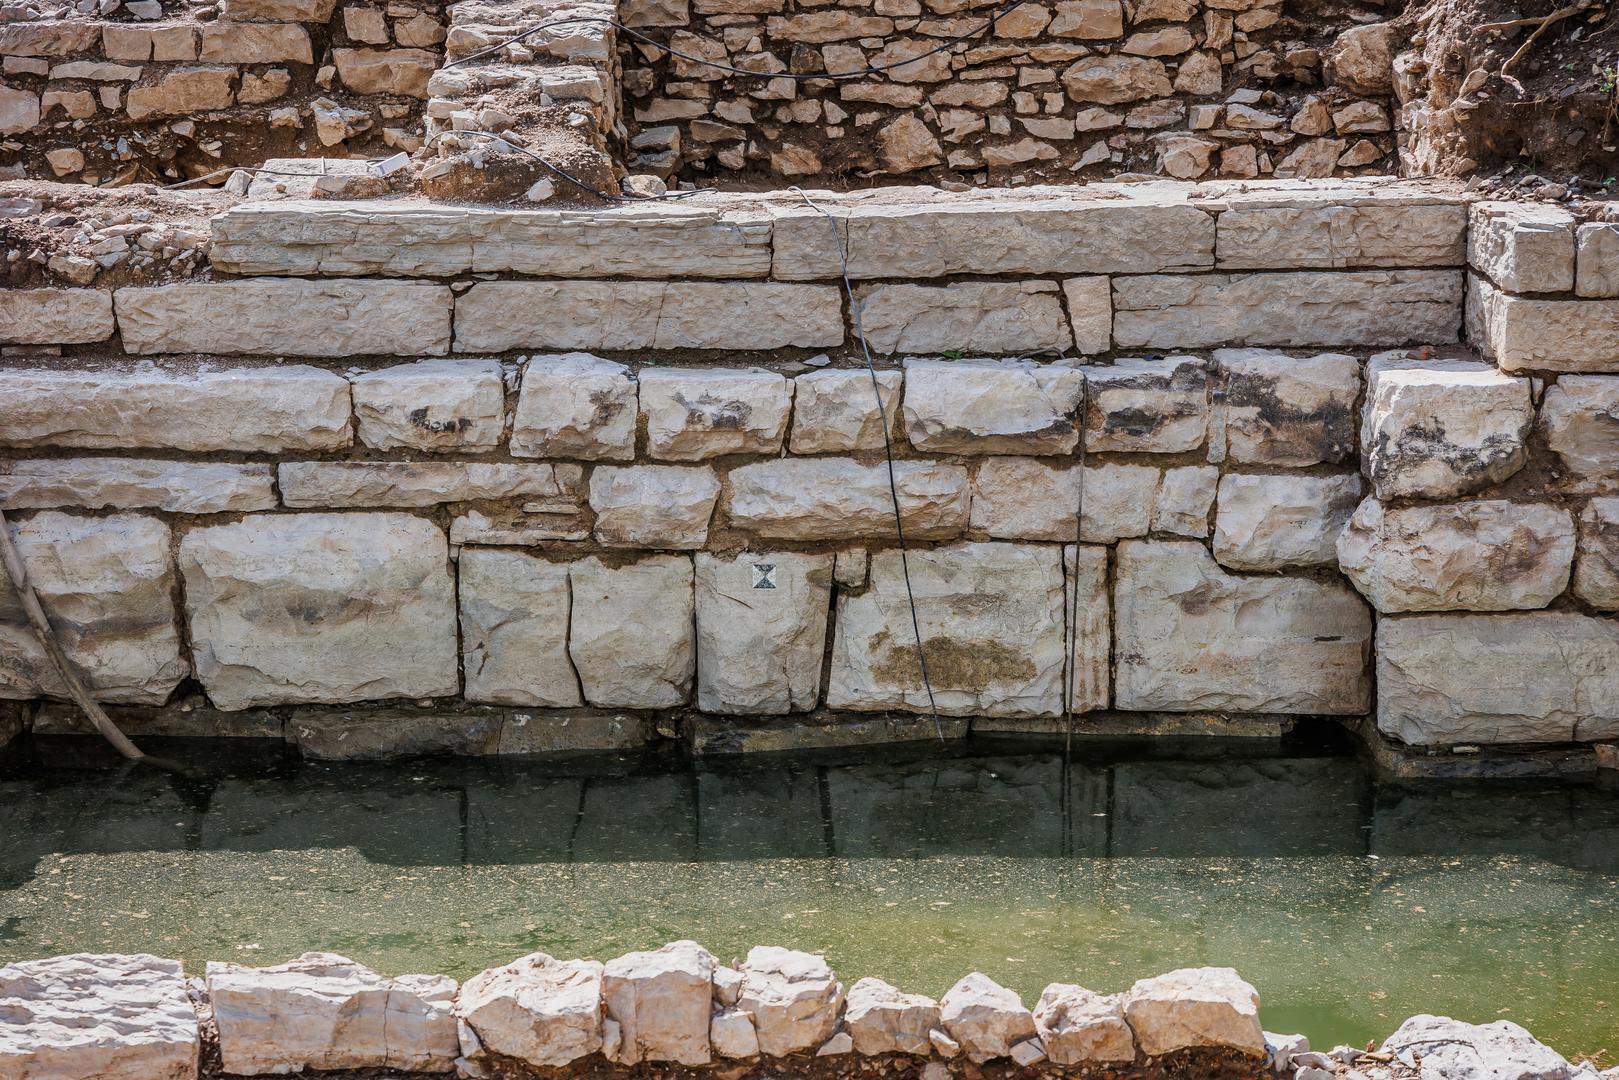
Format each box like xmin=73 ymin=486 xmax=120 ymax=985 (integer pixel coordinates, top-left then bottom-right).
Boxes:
xmin=1065 ymin=376 xmax=1087 ymax=758
xmin=791 ymin=186 xmax=944 ymax=742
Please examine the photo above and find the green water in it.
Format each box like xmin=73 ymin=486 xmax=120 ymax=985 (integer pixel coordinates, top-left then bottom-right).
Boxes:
xmin=2 ymin=733 xmax=1617 ymax=1056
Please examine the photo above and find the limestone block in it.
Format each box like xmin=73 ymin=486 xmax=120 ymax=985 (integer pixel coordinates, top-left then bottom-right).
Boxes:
xmin=512 ymin=353 xmax=636 ymax=461
xmin=1034 ymin=984 xmax=1134 ymax=1065
xmin=0 ymin=954 xmax=199 ymax=1080
xmin=353 ymin=359 xmax=505 ymax=451
xmin=1123 ymin=968 xmax=1265 ymax=1057
xmin=639 ymin=367 xmax=792 ymax=460
xmin=124 ymin=66 xmax=235 ymax=120
xmin=590 ymin=466 xmax=719 ymax=549
xmin=710 ymin=1008 xmax=758 ymax=1058
xmin=1209 ymin=348 xmax=1361 ymax=466
xmin=902 ymin=358 xmax=1085 ymax=455
xmin=220 ymin=0 xmax=337 ymax=16
xmin=736 ymin=946 xmax=844 ymax=1057
xmin=844 ymin=978 xmax=940 ymax=1057
xmin=1468 ymin=274 xmax=1619 ymax=373
xmin=0 ymin=21 xmax=104 ymax=55
xmin=1360 ymin=354 xmax=1531 ymax=499
xmin=695 ymin=551 xmax=832 ymax=715
xmin=0 ymin=288 xmax=114 ymax=344
xmin=1063 ymin=275 xmax=1113 ymax=354
xmin=1376 ymin=613 xmax=1619 ymax=745
xmin=1339 ymin=498 xmax=1575 ymax=612
xmin=1113 ymin=540 xmax=1372 ymax=714
xmin=454 ymin=282 xmax=844 ymax=352
xmin=1152 ymin=465 xmax=1217 ymax=538
xmin=1218 ymin=200 xmax=1466 ymax=269
xmin=789 ymin=369 xmax=901 ymax=454
xmin=603 ymin=941 xmax=717 ymax=1066
xmin=939 ymin=973 xmax=1036 ymax=1064
xmin=116 ymin=282 xmax=453 ymax=356
xmin=1064 ymin=544 xmax=1111 ymax=712
xmin=179 ymin=513 xmax=458 ymax=710
xmin=1 ymin=512 xmax=185 ymax=705
xmin=333 ymin=46 xmax=435 ymax=96
xmin=450 ymin=509 xmax=588 ymax=546
xmin=969 ymin=457 xmax=1159 ymax=543
xmin=1467 ymin=202 xmax=1576 ymax=294
xmin=1082 ymin=355 xmax=1208 ymax=453
xmin=1113 ymin=270 xmax=1462 ymax=348
xmin=726 ymin=458 xmax=969 ymax=541
xmin=0 ymin=365 xmax=352 ymax=453
xmin=826 ymin=542 xmax=1070 ymax=718
xmin=1381 ymin=1016 xmax=1575 ymax=1080
xmin=199 ymin=21 xmax=312 ymax=62
xmin=855 ymin=281 xmax=1073 ymax=354
xmin=1062 ymin=55 xmax=1171 ymax=103
xmin=0 ymin=84 xmax=39 ymax=135
xmin=1577 ymin=222 xmax=1619 ymax=298
xmin=567 ymin=555 xmax=694 ymax=709
xmin=457 ymin=953 xmax=604 ymax=1069
xmin=0 ymin=459 xmax=275 ymax=513
xmin=1575 ymin=498 xmax=1619 ymax=609
xmin=208 ymin=953 xmax=456 ymax=1074
xmin=458 ymin=549 xmax=581 ymax=708
xmin=1212 ymin=473 xmax=1363 ymax=571
xmin=1541 ymin=375 xmax=1619 ymax=492
xmin=279 ymin=462 xmax=580 ymax=509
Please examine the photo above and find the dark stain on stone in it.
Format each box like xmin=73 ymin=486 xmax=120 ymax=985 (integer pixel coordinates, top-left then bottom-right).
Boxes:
xmin=871 ymin=636 xmax=1036 ymax=691
xmin=676 ymin=392 xmax=752 ymax=431
xmin=407 ymin=407 xmax=472 ymax=436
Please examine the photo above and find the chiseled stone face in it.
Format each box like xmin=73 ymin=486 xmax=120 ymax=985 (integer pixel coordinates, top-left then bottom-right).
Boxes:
xmin=1575 ymin=498 xmax=1619 ymax=610
xmin=902 ymin=358 xmax=1086 ymax=455
xmin=1467 ymin=201 xmax=1576 ymax=294
xmin=1 ymin=512 xmax=186 ymax=706
xmin=856 ymin=281 xmax=1074 ymax=354
xmin=567 ymin=554 xmax=694 ymax=709
xmin=844 ymin=977 xmax=940 ymax=1057
xmin=511 ymin=353 xmax=638 ymax=461
xmin=1081 ymin=355 xmax=1208 ymax=453
xmin=789 ymin=369 xmax=901 ymax=454
xmin=1035 ymin=984 xmax=1135 ymax=1065
xmin=1540 ymin=375 xmax=1619 ymax=493
xmin=458 ymin=549 xmax=580 ymax=708
xmin=602 ymin=941 xmax=717 ymax=1066
xmin=1123 ymin=967 xmax=1265 ymax=1057
xmin=695 ymin=552 xmax=832 ymax=715
xmin=1376 ymin=613 xmax=1619 ymax=746
xmin=1468 ymin=274 xmax=1619 ymax=374
xmin=457 ymin=953 xmax=605 ymax=1069
xmin=0 ymin=288 xmax=114 ymax=344
xmin=352 ymin=359 xmax=505 ymax=451
xmin=1209 ymin=348 xmax=1361 ymax=466
xmin=1113 ymin=540 xmax=1372 ymax=714
xmin=1338 ymin=498 xmax=1575 ymax=613
xmin=638 ymin=367 xmax=792 ymax=461
xmin=0 ymin=458 xmax=276 ymax=514
xmin=970 ymin=457 xmax=1171 ymax=545
xmin=1217 ymin=200 xmax=1466 ymax=270
xmin=1213 ymin=472 xmax=1363 ymax=571
xmin=278 ymin=462 xmax=581 ymax=509
xmin=590 ymin=465 xmax=719 ymax=550
xmin=179 ymin=513 xmax=458 ymax=710
xmin=726 ymin=458 xmax=969 ymax=541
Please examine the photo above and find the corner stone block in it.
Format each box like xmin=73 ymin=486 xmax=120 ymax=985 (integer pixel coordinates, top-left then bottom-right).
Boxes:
xmin=695 ymin=551 xmax=832 ymax=715
xmin=0 ymin=288 xmax=115 ymax=344
xmin=114 ymin=281 xmax=453 ymax=356
xmin=1575 ymin=498 xmax=1619 ymax=609
xmin=179 ymin=512 xmax=459 ymax=710
xmin=1208 ymin=349 xmax=1361 ymax=467
xmin=855 ymin=281 xmax=1074 ymax=354
xmin=1112 ymin=540 xmax=1372 ymax=715
xmin=567 ymin=554 xmax=694 ymax=709
xmin=352 ymin=359 xmax=506 ymax=451
xmin=458 ymin=549 xmax=581 ymax=708
xmin=639 ymin=367 xmax=793 ymax=460
xmin=511 ymin=353 xmax=637 ymax=461
xmin=1081 ymin=355 xmax=1208 ymax=453
xmin=1468 ymin=273 xmax=1619 ymax=373
xmin=789 ymin=369 xmax=901 ymax=454
xmin=1 ymin=512 xmax=187 ymax=706
xmin=1540 ymin=375 xmax=1619 ymax=492
xmin=902 ymin=358 xmax=1085 ymax=455
xmin=1376 ymin=613 xmax=1619 ymax=746
xmin=1467 ymin=201 xmax=1576 ymax=294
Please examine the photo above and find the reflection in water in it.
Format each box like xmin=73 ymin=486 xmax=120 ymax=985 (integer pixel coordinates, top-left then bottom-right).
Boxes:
xmin=1 ymin=734 xmax=1617 ymax=1054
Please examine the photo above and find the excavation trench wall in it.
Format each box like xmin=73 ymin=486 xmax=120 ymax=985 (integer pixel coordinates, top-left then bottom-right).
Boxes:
xmin=2 ymin=178 xmax=1618 ymax=766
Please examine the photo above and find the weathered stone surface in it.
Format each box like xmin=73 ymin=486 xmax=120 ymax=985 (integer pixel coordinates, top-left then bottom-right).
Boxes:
xmin=639 ymin=368 xmax=792 ymax=460
xmin=710 ymin=1008 xmax=759 ymax=1058
xmin=696 ymin=552 xmax=832 ymax=715
xmin=736 ymin=947 xmax=844 ymax=1057
xmin=789 ymin=369 xmax=901 ymax=454
xmin=279 ymin=462 xmax=580 ymax=509
xmin=1327 ymin=22 xmax=1396 ymax=94
xmin=1577 ymin=222 xmax=1619 ymax=298
xmin=0 ymin=288 xmax=114 ymax=344
xmin=590 ymin=466 xmax=719 ymax=549
xmin=844 ymin=978 xmax=940 ymax=1058
xmin=827 ymin=542 xmax=1068 ymax=718
xmin=199 ymin=21 xmax=311 ymax=62
xmin=603 ymin=941 xmax=717 ymax=1066
xmin=0 ymin=365 xmax=351 ymax=453
xmin=1113 ymin=271 xmax=1462 ymax=348
xmin=1153 ymin=465 xmax=1217 ymax=538
xmin=457 ymin=953 xmax=604 ymax=1069
xmin=179 ymin=513 xmax=458 ymax=710
xmin=1213 ymin=473 xmax=1363 ymax=570
xmin=1 ymin=513 xmax=185 ymax=706
xmin=1338 ymin=498 xmax=1575 ymax=612
xmin=568 ymin=555 xmax=694 ymax=709
xmin=1575 ymin=498 xmax=1619 ymax=610
xmin=969 ymin=458 xmax=1161 ymax=543
xmin=1468 ymin=274 xmax=1619 ymax=373
xmin=0 ymin=459 xmax=275 ymax=514
xmin=1064 ymin=545 xmax=1112 ymax=712
xmin=0 ymin=954 xmax=199 ymax=1080
xmin=1034 ymin=985 xmax=1134 ymax=1065
xmin=1062 ymin=55 xmax=1171 ymax=103
xmin=856 ymin=281 xmax=1073 ymax=354
xmin=1381 ymin=1016 xmax=1575 ymax=1080
xmin=1123 ymin=968 xmax=1265 ymax=1057
xmin=1218 ymin=198 xmax=1466 ymax=269
xmin=1082 ymin=355 xmax=1207 ymax=453
xmin=207 ymin=953 xmax=457 ymax=1074
xmin=1113 ymin=541 xmax=1372 ymax=714
xmin=1540 ymin=375 xmax=1619 ymax=492
xmin=727 ymin=459 xmax=969 ymax=541
xmin=1468 ymin=202 xmax=1575 ymax=294
xmin=458 ymin=550 xmax=580 ymax=708
xmin=1376 ymin=613 xmax=1619 ymax=745
xmin=902 ymin=358 xmax=1085 ymax=455
xmin=512 ymin=354 xmax=637 ymax=461
xmin=454 ymin=282 xmax=844 ymax=352
xmin=116 ymin=282 xmax=453 ymax=356
xmin=939 ymin=973 xmax=1036 ymax=1064
xmin=1360 ymin=354 xmax=1531 ymax=499
xmin=1209 ymin=349 xmax=1361 ymax=466
xmin=333 ymin=46 xmax=435 ymax=96
xmin=353 ymin=359 xmax=505 ymax=451
xmin=1063 ymin=275 xmax=1113 ymax=354
xmin=125 ymin=66 xmax=236 ymax=120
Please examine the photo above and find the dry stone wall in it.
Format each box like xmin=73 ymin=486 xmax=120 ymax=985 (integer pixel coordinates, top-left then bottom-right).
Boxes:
xmin=3 ymin=178 xmax=1619 ymax=767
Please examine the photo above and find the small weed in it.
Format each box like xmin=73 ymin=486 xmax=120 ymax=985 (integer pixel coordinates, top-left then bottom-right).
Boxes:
xmin=1601 ymin=66 xmax=1619 ymax=94
xmin=940 ymin=349 xmax=965 ymax=359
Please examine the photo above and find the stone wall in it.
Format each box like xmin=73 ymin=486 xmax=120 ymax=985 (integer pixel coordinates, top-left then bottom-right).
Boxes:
xmin=2 ymin=179 xmax=1618 ymax=766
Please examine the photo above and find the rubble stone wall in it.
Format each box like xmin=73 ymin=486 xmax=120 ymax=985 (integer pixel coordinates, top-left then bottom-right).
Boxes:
xmin=2 ymin=180 xmax=1618 ymax=764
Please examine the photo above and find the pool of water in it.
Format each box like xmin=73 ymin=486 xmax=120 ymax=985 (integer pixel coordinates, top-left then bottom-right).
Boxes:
xmin=2 ymin=731 xmax=1617 ymax=1056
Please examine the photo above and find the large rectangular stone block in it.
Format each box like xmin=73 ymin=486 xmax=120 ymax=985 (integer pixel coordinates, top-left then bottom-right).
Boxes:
xmin=855 ymin=281 xmax=1073 ymax=354
xmin=1377 ymin=613 xmax=1619 ymax=745
xmin=511 ymin=353 xmax=638 ymax=461
xmin=458 ymin=549 xmax=581 ymax=708
xmin=1467 ymin=201 xmax=1576 ymax=294
xmin=0 ymin=288 xmax=115 ymax=344
xmin=115 ymin=281 xmax=453 ymax=355
xmin=725 ymin=458 xmax=969 ymax=541
xmin=567 ymin=554 xmax=694 ymax=709
xmin=902 ymin=358 xmax=1085 ymax=455
xmin=277 ymin=462 xmax=581 ymax=509
xmin=1540 ymin=375 xmax=1619 ymax=493
xmin=1216 ymin=199 xmax=1466 ymax=270
xmin=1208 ymin=349 xmax=1361 ymax=467
xmin=1467 ymin=273 xmax=1619 ymax=373
xmin=0 ymin=459 xmax=276 ymax=513
xmin=0 ymin=365 xmax=352 ymax=452
xmin=454 ymin=281 xmax=844 ymax=352
xmin=352 ymin=359 xmax=506 ymax=451
xmin=1112 ymin=270 xmax=1463 ymax=348
xmin=696 ymin=551 xmax=832 ymax=715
